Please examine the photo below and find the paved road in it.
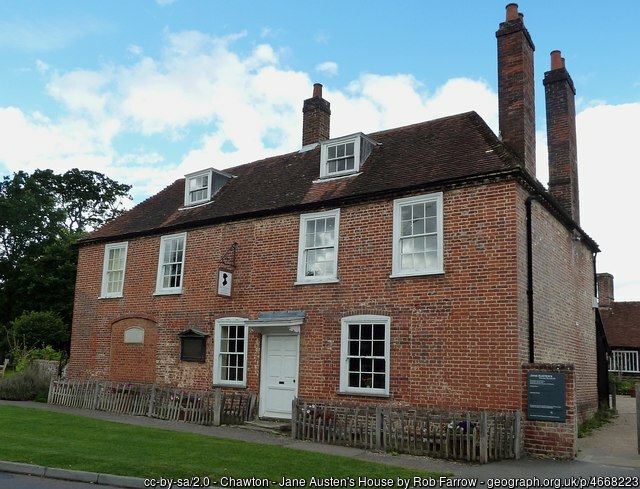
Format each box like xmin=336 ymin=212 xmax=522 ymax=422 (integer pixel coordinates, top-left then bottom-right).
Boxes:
xmin=0 ymin=471 xmax=104 ymax=489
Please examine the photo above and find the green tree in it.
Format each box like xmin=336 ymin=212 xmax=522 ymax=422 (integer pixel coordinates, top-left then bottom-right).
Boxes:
xmin=0 ymin=169 xmax=132 ymax=358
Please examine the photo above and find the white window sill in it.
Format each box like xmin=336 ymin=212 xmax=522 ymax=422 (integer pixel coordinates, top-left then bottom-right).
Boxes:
xmin=212 ymin=383 xmax=248 ymax=389
xmin=313 ymin=172 xmax=361 ymax=184
xmin=98 ymin=294 xmax=123 ymax=300
xmin=153 ymin=289 xmax=183 ymax=296
xmin=390 ymin=269 xmax=444 ymax=279
xmin=337 ymin=390 xmax=390 ymax=398
xmin=294 ymin=278 xmax=340 ymax=286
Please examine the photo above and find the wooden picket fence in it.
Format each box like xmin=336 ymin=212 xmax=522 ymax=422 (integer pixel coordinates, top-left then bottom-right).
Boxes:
xmin=48 ymin=380 xmax=255 ymax=426
xmin=292 ymin=399 xmax=521 ymax=463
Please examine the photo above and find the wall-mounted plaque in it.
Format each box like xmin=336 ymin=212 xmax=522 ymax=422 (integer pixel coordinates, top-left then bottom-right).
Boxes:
xmin=217 ymin=269 xmax=233 ymax=297
xmin=527 ymin=371 xmax=566 ymax=422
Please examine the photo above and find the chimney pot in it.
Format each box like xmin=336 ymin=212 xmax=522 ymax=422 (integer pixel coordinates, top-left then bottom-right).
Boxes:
xmin=312 ymin=83 xmax=323 ymax=98
xmin=506 ymin=3 xmax=519 ymax=21
xmin=550 ymin=50 xmax=564 ymax=70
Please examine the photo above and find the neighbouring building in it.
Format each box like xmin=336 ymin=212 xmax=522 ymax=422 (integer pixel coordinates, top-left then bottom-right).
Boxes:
xmin=598 ymin=273 xmax=640 ymax=376
xmin=69 ymin=4 xmax=603 ymax=458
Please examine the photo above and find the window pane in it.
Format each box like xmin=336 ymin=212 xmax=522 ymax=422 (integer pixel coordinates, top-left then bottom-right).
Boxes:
xmin=413 ymin=203 xmax=425 ymax=218
xmin=345 ymin=142 xmax=354 ymax=155
xmin=425 ymin=235 xmax=437 ymax=251
xmin=328 ymin=146 xmax=336 ymax=159
xmin=337 ymin=144 xmax=345 ymax=158
xmin=425 ymin=216 xmax=437 ymax=234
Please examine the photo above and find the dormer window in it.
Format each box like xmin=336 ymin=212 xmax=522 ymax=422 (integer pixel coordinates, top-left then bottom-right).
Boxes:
xmin=183 ymin=168 xmax=233 ymax=207
xmin=319 ymin=133 xmax=376 ymax=179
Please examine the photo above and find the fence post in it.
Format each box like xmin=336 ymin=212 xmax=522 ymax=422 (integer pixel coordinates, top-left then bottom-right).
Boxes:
xmin=213 ymin=388 xmax=222 ymax=426
xmin=479 ymin=411 xmax=488 ymax=464
xmin=636 ymin=385 xmax=640 ymax=455
xmin=47 ymin=379 xmax=55 ymax=404
xmin=610 ymin=381 xmax=617 ymax=411
xmin=147 ymin=384 xmax=157 ymax=418
xmin=376 ymin=406 xmax=383 ymax=450
xmin=514 ymin=411 xmax=522 ymax=460
xmin=91 ymin=381 xmax=101 ymax=411
xmin=291 ymin=398 xmax=297 ymax=439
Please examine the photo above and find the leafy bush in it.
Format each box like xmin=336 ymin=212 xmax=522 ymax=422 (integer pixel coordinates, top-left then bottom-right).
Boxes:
xmin=9 ymin=311 xmax=69 ymax=351
xmin=609 ymin=374 xmax=639 ymax=396
xmin=14 ymin=346 xmax=62 ymax=373
xmin=0 ymin=366 xmax=51 ymax=401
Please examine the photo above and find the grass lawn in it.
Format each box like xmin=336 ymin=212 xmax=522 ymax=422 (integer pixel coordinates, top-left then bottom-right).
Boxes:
xmin=0 ymin=405 xmax=448 ymax=484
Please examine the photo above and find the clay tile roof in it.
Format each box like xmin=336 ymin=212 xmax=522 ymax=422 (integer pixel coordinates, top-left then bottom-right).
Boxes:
xmin=81 ymin=111 xmax=519 ymax=243
xmin=600 ymin=302 xmax=640 ymax=348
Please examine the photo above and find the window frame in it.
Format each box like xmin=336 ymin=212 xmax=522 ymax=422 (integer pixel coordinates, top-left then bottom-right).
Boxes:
xmin=295 ymin=208 xmax=341 ymax=285
xmin=320 ymin=135 xmax=362 ymax=179
xmin=213 ymin=317 xmax=249 ymax=387
xmin=339 ymin=315 xmax=391 ymax=396
xmin=184 ymin=169 xmax=213 ymax=206
xmin=155 ymin=232 xmax=187 ymax=295
xmin=391 ymin=192 xmax=444 ymax=278
xmin=100 ymin=242 xmax=128 ymax=298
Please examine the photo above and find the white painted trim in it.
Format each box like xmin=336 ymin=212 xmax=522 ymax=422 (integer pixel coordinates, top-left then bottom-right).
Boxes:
xmin=296 ymin=208 xmax=340 ymax=284
xmin=184 ymin=169 xmax=213 ymax=206
xmin=339 ymin=315 xmax=391 ymax=396
xmin=154 ymin=232 xmax=187 ymax=295
xmin=213 ymin=317 xmax=248 ymax=387
xmin=320 ymin=135 xmax=361 ymax=178
xmin=391 ymin=192 xmax=444 ymax=277
xmin=100 ymin=242 xmax=128 ymax=298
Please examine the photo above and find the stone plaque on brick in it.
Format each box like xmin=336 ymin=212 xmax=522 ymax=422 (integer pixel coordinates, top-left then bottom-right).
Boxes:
xmin=527 ymin=371 xmax=566 ymax=422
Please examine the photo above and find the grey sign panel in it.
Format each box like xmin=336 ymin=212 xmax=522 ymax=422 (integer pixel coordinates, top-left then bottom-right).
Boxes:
xmin=527 ymin=371 xmax=566 ymax=422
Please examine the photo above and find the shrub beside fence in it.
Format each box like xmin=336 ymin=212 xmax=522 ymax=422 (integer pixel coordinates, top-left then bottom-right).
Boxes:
xmin=48 ymin=380 xmax=255 ymax=426
xmin=292 ymin=399 xmax=521 ymax=463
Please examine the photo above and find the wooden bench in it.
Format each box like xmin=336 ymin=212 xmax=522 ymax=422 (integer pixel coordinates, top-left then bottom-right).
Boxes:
xmin=0 ymin=358 xmax=8 ymax=377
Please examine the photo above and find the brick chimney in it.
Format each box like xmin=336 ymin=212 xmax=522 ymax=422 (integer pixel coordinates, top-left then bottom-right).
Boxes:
xmin=544 ymin=50 xmax=580 ymax=224
xmin=597 ymin=273 xmax=615 ymax=308
xmin=302 ymin=83 xmax=331 ymax=146
xmin=496 ymin=3 xmax=536 ymax=176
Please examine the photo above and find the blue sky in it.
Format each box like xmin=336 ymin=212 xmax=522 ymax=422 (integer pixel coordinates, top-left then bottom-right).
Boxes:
xmin=1 ymin=1 xmax=639 ymax=300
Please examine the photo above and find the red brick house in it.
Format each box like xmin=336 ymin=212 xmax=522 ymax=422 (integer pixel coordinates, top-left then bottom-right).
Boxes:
xmin=598 ymin=273 xmax=640 ymax=375
xmin=69 ymin=5 xmax=601 ymax=455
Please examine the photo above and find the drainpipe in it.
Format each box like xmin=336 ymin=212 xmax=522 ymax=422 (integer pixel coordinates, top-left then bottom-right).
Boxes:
xmin=526 ymin=195 xmax=540 ymax=364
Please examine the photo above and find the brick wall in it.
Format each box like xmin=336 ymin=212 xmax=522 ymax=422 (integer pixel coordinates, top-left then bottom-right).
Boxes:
xmin=517 ymin=188 xmax=598 ymax=421
xmin=69 ymin=177 xmax=597 ymax=421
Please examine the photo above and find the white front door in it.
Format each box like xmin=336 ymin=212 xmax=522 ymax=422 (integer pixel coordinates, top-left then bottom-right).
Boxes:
xmin=260 ymin=334 xmax=299 ymax=419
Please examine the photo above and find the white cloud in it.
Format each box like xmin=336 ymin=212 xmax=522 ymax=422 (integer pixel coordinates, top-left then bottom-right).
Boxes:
xmin=47 ymin=69 xmax=112 ymax=118
xmin=331 ymin=74 xmax=497 ymax=137
xmin=576 ymin=102 xmax=640 ymax=301
xmin=316 ymin=62 xmax=338 ymax=76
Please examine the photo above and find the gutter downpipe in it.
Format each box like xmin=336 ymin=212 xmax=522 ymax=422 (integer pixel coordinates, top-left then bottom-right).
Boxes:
xmin=526 ymin=195 xmax=540 ymax=364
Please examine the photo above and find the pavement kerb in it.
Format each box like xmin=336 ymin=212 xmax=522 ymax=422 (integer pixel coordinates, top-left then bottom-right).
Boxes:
xmin=0 ymin=460 xmax=146 ymax=488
